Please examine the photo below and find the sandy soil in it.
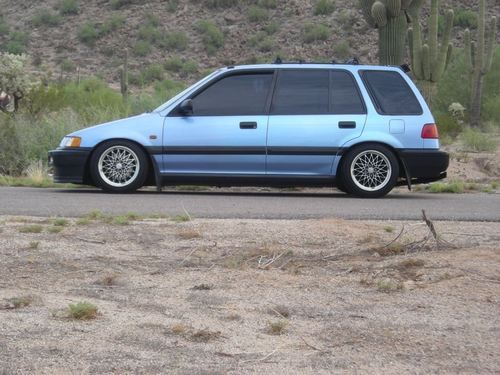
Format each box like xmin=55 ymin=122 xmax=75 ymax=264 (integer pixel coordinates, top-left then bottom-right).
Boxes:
xmin=0 ymin=215 xmax=499 ymax=374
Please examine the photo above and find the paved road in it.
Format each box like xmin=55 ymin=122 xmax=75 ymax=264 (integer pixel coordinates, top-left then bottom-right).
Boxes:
xmin=0 ymin=186 xmax=499 ymax=221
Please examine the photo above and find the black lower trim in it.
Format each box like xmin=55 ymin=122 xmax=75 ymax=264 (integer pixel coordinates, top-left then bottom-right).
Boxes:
xmin=48 ymin=148 xmax=91 ymax=184
xmin=397 ymin=149 xmax=449 ymax=181
xmin=147 ymin=146 xmax=345 ymax=156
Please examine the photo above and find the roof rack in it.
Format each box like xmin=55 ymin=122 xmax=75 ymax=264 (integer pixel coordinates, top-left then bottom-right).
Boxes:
xmin=273 ymin=56 xmax=361 ymax=65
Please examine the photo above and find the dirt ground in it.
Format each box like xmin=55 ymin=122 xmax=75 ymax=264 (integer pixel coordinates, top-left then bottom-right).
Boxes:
xmin=0 ymin=215 xmax=499 ymax=374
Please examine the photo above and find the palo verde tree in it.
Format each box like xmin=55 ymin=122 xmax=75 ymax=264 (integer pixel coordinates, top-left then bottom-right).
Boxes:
xmin=0 ymin=53 xmax=32 ymax=114
xmin=464 ymin=0 xmax=497 ymax=127
xmin=359 ymin=0 xmax=424 ymax=65
xmin=408 ymin=0 xmax=454 ymax=107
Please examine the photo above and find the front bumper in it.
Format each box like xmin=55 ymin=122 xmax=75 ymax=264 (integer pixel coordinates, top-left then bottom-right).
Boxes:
xmin=398 ymin=149 xmax=449 ymax=184
xmin=48 ymin=148 xmax=92 ymax=184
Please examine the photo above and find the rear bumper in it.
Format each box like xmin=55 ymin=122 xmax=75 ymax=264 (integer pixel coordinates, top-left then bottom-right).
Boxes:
xmin=397 ymin=149 xmax=449 ymax=184
xmin=48 ymin=148 xmax=91 ymax=184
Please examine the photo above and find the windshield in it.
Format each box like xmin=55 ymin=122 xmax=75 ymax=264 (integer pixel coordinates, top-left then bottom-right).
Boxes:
xmin=153 ymin=68 xmax=223 ymax=113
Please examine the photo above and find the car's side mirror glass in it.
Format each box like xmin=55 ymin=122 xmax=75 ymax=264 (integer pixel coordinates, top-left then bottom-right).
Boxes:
xmin=179 ymin=99 xmax=193 ymax=116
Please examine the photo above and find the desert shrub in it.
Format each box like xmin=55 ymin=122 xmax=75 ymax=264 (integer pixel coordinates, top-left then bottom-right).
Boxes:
xmin=315 ymin=0 xmax=335 ymax=15
xmin=32 ymin=10 xmax=62 ymax=27
xmin=133 ymin=40 xmax=152 ymax=56
xmin=263 ymin=20 xmax=279 ymax=34
xmin=0 ymin=16 xmax=9 ymax=36
xmin=454 ymin=9 xmax=478 ymax=29
xmin=196 ymin=20 xmax=224 ymax=54
xmin=258 ymin=0 xmax=276 ymax=8
xmin=0 ymin=116 xmax=22 ymax=174
xmin=68 ymin=301 xmax=98 ymax=320
xmin=303 ymin=23 xmax=329 ymax=43
xmin=78 ymin=22 xmax=99 ymax=46
xmin=60 ymin=59 xmax=76 ymax=72
xmin=141 ymin=64 xmax=164 ymax=84
xmin=100 ymin=15 xmax=125 ymax=34
xmin=333 ymin=41 xmax=350 ymax=59
xmin=248 ymin=6 xmax=269 ymax=22
xmin=58 ymin=0 xmax=79 ymax=15
xmin=110 ymin=0 xmax=136 ymax=9
xmin=164 ymin=57 xmax=198 ymax=76
xmin=435 ymin=113 xmax=462 ymax=139
xmin=462 ymin=128 xmax=497 ymax=152
xmin=202 ymin=0 xmax=239 ymax=8
xmin=167 ymin=0 xmax=179 ymax=11
xmin=160 ymin=31 xmax=189 ymax=51
xmin=3 ymin=31 xmax=30 ymax=54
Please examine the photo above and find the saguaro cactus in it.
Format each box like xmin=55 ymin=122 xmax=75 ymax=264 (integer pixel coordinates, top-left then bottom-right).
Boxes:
xmin=359 ymin=0 xmax=424 ymax=65
xmin=408 ymin=0 xmax=454 ymax=106
xmin=464 ymin=0 xmax=497 ymax=127
xmin=119 ymin=48 xmax=129 ymax=103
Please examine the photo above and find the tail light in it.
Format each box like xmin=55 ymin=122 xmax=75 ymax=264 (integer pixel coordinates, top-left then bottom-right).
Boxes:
xmin=421 ymin=123 xmax=439 ymax=139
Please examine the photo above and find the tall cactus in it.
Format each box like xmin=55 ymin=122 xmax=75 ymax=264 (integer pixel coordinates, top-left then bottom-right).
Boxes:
xmin=464 ymin=0 xmax=497 ymax=127
xmin=359 ymin=0 xmax=424 ymax=65
xmin=119 ymin=48 xmax=129 ymax=103
xmin=408 ymin=0 xmax=454 ymax=106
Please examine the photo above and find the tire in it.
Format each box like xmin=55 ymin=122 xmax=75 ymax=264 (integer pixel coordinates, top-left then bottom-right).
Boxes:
xmin=90 ymin=140 xmax=149 ymax=193
xmin=334 ymin=176 xmax=348 ymax=193
xmin=340 ymin=144 xmax=399 ymax=198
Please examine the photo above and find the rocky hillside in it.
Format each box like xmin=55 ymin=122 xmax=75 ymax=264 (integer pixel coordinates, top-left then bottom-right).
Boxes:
xmin=0 ymin=0 xmax=498 ymax=87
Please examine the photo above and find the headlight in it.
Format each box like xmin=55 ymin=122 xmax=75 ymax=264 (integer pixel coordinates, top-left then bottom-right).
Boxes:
xmin=60 ymin=136 xmax=82 ymax=148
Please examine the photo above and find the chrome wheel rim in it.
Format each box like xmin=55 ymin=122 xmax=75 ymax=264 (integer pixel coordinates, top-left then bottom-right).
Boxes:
xmin=350 ymin=150 xmax=392 ymax=192
xmin=98 ymin=146 xmax=140 ymax=188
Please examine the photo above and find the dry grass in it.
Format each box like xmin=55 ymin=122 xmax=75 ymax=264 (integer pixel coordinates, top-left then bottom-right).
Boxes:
xmin=171 ymin=323 xmax=189 ymax=335
xmin=0 ymin=296 xmax=33 ymax=310
xmin=191 ymin=283 xmax=212 ymax=290
xmin=18 ymin=225 xmax=43 ymax=233
xmin=376 ymin=278 xmax=403 ymax=293
xmin=68 ymin=302 xmax=98 ymax=320
xmin=189 ymin=328 xmax=221 ymax=342
xmin=96 ymin=273 xmax=119 ymax=286
xmin=268 ymin=305 xmax=291 ymax=318
xmin=266 ymin=319 xmax=288 ymax=335
xmin=177 ymin=228 xmax=202 ymax=240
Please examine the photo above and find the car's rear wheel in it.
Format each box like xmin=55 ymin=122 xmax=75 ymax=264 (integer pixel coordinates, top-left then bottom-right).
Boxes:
xmin=340 ymin=144 xmax=399 ymax=198
xmin=90 ymin=140 xmax=149 ymax=193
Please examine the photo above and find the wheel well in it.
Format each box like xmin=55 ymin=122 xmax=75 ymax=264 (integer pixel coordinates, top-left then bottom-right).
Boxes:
xmin=336 ymin=141 xmax=407 ymax=179
xmin=83 ymin=139 xmax=157 ymax=186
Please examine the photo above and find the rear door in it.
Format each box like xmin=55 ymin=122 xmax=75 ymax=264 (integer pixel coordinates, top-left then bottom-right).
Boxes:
xmin=266 ymin=69 xmax=366 ymax=175
xmin=163 ymin=71 xmax=274 ymax=175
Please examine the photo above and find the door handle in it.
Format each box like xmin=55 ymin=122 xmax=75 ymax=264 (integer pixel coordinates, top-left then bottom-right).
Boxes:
xmin=240 ymin=122 xmax=257 ymax=129
xmin=338 ymin=121 xmax=356 ymax=129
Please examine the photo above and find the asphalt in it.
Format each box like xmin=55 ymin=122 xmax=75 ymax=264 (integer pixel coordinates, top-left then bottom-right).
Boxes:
xmin=0 ymin=186 xmax=499 ymax=221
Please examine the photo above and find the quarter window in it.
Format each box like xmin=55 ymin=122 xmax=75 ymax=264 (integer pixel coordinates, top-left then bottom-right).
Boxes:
xmin=191 ymin=73 xmax=273 ymax=116
xmin=271 ymin=70 xmax=329 ymax=115
xmin=361 ymin=70 xmax=422 ymax=115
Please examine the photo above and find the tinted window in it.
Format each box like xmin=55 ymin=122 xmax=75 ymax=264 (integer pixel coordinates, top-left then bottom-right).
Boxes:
xmin=331 ymin=71 xmax=365 ymax=114
xmin=192 ymin=73 xmax=273 ymax=116
xmin=362 ymin=71 xmax=422 ymax=115
xmin=271 ymin=70 xmax=329 ymax=115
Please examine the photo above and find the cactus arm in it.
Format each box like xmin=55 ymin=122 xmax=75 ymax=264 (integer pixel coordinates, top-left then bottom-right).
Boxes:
xmin=445 ymin=43 xmax=452 ymax=70
xmin=483 ymin=16 xmax=497 ymax=72
xmin=422 ymin=44 xmax=430 ymax=81
xmin=464 ymin=29 xmax=473 ymax=70
xmin=401 ymin=0 xmax=413 ymax=11
xmin=371 ymin=1 xmax=388 ymax=27
xmin=475 ymin=0 xmax=485 ymax=77
xmin=408 ymin=27 xmax=414 ymax=64
xmin=428 ymin=0 xmax=438 ymax=72
xmin=359 ymin=0 xmax=377 ymax=27
xmin=407 ymin=0 xmax=424 ymax=18
xmin=432 ymin=8 xmax=454 ymax=81
xmin=409 ymin=13 xmax=423 ymax=79
xmin=386 ymin=0 xmax=402 ymax=17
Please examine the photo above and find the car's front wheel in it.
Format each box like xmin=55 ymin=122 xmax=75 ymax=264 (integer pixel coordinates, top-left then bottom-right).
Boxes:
xmin=340 ymin=144 xmax=399 ymax=198
xmin=90 ymin=140 xmax=149 ymax=193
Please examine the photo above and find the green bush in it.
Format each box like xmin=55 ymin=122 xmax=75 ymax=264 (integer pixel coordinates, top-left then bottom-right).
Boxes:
xmin=133 ymin=40 xmax=152 ymax=56
xmin=161 ymin=31 xmax=189 ymax=51
xmin=303 ymin=23 xmax=329 ymax=43
xmin=248 ymin=6 xmax=269 ymax=22
xmin=141 ymin=64 xmax=164 ymax=84
xmin=138 ymin=24 xmax=161 ymax=43
xmin=100 ymin=15 xmax=125 ymax=35
xmin=462 ymin=128 xmax=497 ymax=152
xmin=202 ymin=0 xmax=239 ymax=8
xmin=32 ymin=10 xmax=62 ymax=27
xmin=2 ymin=31 xmax=30 ymax=54
xmin=110 ymin=0 xmax=135 ymax=9
xmin=58 ymin=0 xmax=79 ymax=15
xmin=263 ymin=21 xmax=279 ymax=35
xmin=454 ymin=9 xmax=478 ymax=29
xmin=196 ymin=20 xmax=224 ymax=54
xmin=435 ymin=113 xmax=463 ymax=139
xmin=314 ymin=0 xmax=335 ymax=15
xmin=0 ymin=16 xmax=9 ymax=36
xmin=167 ymin=0 xmax=179 ymax=11
xmin=164 ymin=57 xmax=198 ymax=76
xmin=258 ymin=0 xmax=276 ymax=8
xmin=333 ymin=41 xmax=350 ymax=59
xmin=78 ymin=22 xmax=99 ymax=46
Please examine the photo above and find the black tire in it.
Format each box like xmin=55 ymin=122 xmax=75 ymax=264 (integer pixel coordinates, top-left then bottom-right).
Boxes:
xmin=90 ymin=140 xmax=149 ymax=193
xmin=340 ymin=144 xmax=399 ymax=198
xmin=334 ymin=176 xmax=348 ymax=193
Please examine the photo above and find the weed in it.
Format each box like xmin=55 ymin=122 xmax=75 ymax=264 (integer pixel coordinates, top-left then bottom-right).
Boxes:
xmin=19 ymin=225 xmax=43 ymax=234
xmin=224 ymin=313 xmax=242 ymax=321
xmin=29 ymin=241 xmax=40 ymax=249
xmin=376 ymin=242 xmax=404 ymax=256
xmin=191 ymin=283 xmax=212 ymax=290
xmin=78 ymin=22 xmax=99 ymax=46
xmin=454 ymin=8 xmax=478 ymax=29
xmin=58 ymin=0 xmax=79 ymax=15
xmin=84 ymin=209 xmax=106 ymax=220
xmin=160 ymin=31 xmax=189 ymax=51
xmin=97 ymin=273 xmax=118 ymax=286
xmin=303 ymin=23 xmax=329 ymax=43
xmin=376 ymin=278 xmax=403 ymax=292
xmin=314 ymin=0 xmax=335 ymax=15
xmin=171 ymin=323 xmax=189 ymax=335
xmin=384 ymin=226 xmax=395 ymax=233
xmin=248 ymin=6 xmax=269 ymax=22
xmin=266 ymin=319 xmax=288 ymax=335
xmin=1 ymin=296 xmax=33 ymax=309
xmin=203 ymin=0 xmax=239 ymax=8
xmin=110 ymin=0 xmax=135 ymax=9
xmin=333 ymin=41 xmax=351 ymax=59
xmin=164 ymin=57 xmax=198 ymax=77
xmin=189 ymin=328 xmax=221 ymax=342
xmin=133 ymin=40 xmax=152 ymax=56
xmin=32 ymin=10 xmax=62 ymax=27
xmin=177 ymin=228 xmax=201 ymax=239
xmin=76 ymin=218 xmax=91 ymax=225
xmin=258 ymin=0 xmax=276 ymax=8
xmin=47 ymin=226 xmax=63 ymax=233
xmin=112 ymin=215 xmax=129 ymax=225
xmin=397 ymin=258 xmax=425 ymax=269
xmin=172 ymin=214 xmax=191 ymax=223
xmin=428 ymin=181 xmax=465 ymax=193
xmin=462 ymin=128 xmax=497 ymax=152
xmin=196 ymin=20 xmax=224 ymax=55
xmin=68 ymin=301 xmax=98 ymax=320
xmin=53 ymin=218 xmax=69 ymax=226
xmin=269 ymin=305 xmax=291 ymax=318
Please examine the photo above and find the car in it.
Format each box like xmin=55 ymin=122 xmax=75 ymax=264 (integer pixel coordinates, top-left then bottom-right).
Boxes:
xmin=49 ymin=60 xmax=449 ymax=198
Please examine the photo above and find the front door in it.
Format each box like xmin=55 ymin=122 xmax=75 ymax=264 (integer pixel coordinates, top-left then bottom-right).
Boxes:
xmin=162 ymin=71 xmax=274 ymax=175
xmin=266 ymin=69 xmax=367 ymax=176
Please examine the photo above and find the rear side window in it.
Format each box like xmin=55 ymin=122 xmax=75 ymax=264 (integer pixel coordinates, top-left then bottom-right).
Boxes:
xmin=361 ymin=71 xmax=422 ymax=115
xmin=271 ymin=70 xmax=329 ymax=115
xmin=330 ymin=71 xmax=365 ymax=114
xmin=192 ymin=73 xmax=273 ymax=116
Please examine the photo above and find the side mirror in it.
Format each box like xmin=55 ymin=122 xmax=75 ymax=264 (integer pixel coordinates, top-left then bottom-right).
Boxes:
xmin=179 ymin=99 xmax=193 ymax=115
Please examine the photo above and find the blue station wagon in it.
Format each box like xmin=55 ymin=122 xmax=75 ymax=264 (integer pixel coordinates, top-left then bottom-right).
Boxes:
xmin=49 ymin=61 xmax=449 ymax=198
